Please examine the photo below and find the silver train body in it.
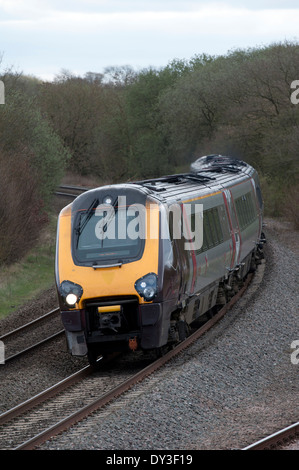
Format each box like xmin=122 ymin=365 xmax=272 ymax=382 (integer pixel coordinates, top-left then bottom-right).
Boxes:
xmin=55 ymin=154 xmax=265 ymax=362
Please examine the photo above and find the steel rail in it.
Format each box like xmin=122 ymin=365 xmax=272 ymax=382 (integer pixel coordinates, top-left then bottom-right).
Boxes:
xmin=54 ymin=184 xmax=91 ymax=198
xmin=0 ymin=365 xmax=93 ymax=426
xmin=1 ymin=307 xmax=64 ymax=363
xmin=54 ymin=191 xmax=79 ymax=198
xmin=0 ymin=308 xmax=60 ymax=341
xmin=14 ymin=273 xmax=254 ymax=450
xmin=5 ymin=330 xmax=65 ymax=362
xmin=58 ymin=184 xmax=91 ymax=192
xmin=242 ymin=422 xmax=299 ymax=450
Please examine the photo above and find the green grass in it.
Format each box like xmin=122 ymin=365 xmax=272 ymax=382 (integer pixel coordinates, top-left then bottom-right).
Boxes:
xmin=0 ymin=217 xmax=57 ymax=320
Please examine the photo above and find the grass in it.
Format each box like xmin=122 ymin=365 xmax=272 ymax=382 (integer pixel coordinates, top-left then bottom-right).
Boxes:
xmin=0 ymin=215 xmax=57 ymax=320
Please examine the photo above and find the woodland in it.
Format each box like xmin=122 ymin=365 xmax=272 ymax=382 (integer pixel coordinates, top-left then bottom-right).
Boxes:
xmin=1 ymin=40 xmax=298 ymax=264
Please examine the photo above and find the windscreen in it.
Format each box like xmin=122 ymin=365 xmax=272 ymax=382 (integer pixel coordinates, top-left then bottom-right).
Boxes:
xmin=73 ymin=201 xmax=145 ymax=265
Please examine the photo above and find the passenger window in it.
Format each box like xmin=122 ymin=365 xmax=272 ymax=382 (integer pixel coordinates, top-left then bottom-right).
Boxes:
xmin=196 ymin=206 xmax=225 ymax=253
xmin=235 ymin=192 xmax=257 ymax=230
xmin=211 ymin=208 xmax=224 ymax=244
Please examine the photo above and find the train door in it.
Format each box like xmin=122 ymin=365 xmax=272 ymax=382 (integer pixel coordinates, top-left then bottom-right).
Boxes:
xmin=250 ymin=177 xmax=262 ymax=237
xmin=174 ymin=203 xmax=197 ymax=298
xmin=222 ymin=189 xmax=241 ymax=268
xmin=167 ymin=205 xmax=189 ymax=302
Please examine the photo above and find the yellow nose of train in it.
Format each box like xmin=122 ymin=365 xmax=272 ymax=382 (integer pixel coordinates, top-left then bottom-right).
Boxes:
xmin=56 ymin=195 xmax=160 ymax=305
xmin=55 ymin=184 xmax=162 ymax=362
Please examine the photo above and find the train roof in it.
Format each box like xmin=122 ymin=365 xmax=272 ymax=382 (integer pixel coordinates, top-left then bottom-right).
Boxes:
xmin=70 ymin=155 xmax=256 ymax=211
xmin=189 ymin=154 xmax=249 ymax=173
xmin=131 ymin=155 xmax=255 ymax=204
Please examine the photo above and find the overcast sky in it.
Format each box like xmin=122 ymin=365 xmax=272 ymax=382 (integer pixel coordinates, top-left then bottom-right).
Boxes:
xmin=0 ymin=0 xmax=298 ymax=81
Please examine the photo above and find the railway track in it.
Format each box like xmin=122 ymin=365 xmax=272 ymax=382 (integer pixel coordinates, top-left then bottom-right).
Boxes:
xmin=243 ymin=421 xmax=299 ymax=450
xmin=0 ymin=308 xmax=64 ymax=362
xmin=0 ymin=272 xmax=255 ymax=450
xmin=0 ymin=185 xmax=87 ymax=362
xmin=55 ymin=184 xmax=90 ymax=198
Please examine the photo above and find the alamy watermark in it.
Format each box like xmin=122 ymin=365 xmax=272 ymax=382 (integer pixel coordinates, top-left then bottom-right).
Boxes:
xmin=290 ymin=80 xmax=299 ymax=104
xmin=291 ymin=340 xmax=299 ymax=365
xmin=0 ymin=80 xmax=5 ymax=104
xmin=0 ymin=340 xmax=4 ymax=364
xmin=91 ymin=197 xmax=203 ymax=251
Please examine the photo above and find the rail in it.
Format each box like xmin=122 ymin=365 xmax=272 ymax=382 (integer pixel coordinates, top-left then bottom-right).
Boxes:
xmin=2 ymin=272 xmax=254 ymax=450
xmin=243 ymin=422 xmax=299 ymax=450
xmin=0 ymin=308 xmax=64 ymax=362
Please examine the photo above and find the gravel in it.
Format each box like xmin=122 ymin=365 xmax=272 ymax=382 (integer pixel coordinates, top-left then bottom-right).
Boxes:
xmin=0 ymin=287 xmax=89 ymax=413
xmin=40 ymin=218 xmax=299 ymax=450
xmin=1 ymin=218 xmax=298 ymax=450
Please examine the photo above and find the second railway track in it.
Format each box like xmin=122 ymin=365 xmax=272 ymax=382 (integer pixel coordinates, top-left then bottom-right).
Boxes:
xmin=243 ymin=421 xmax=299 ymax=450
xmin=55 ymin=184 xmax=91 ymax=199
xmin=0 ymin=308 xmax=64 ymax=362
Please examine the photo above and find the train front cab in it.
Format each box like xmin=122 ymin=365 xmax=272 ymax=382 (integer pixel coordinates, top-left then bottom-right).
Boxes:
xmin=56 ymin=188 xmax=180 ymax=363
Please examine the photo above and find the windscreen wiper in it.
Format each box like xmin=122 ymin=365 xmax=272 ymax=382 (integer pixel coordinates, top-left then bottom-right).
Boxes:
xmin=75 ymin=198 xmax=99 ymax=245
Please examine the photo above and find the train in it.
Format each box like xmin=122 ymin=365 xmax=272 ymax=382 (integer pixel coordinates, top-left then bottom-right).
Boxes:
xmin=55 ymin=154 xmax=265 ymax=365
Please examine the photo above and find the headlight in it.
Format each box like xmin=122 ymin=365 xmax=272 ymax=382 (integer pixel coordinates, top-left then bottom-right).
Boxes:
xmin=135 ymin=273 xmax=157 ymax=301
xmin=59 ymin=280 xmax=83 ymax=307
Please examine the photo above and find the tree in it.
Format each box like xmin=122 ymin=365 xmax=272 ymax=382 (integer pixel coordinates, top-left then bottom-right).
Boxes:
xmin=39 ymin=73 xmax=105 ymax=175
xmin=0 ymin=78 xmax=69 ymax=264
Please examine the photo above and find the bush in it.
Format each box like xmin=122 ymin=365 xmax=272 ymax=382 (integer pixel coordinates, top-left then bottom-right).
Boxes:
xmin=0 ymin=83 xmax=70 ymax=265
xmin=285 ymin=184 xmax=299 ymax=229
xmin=0 ymin=150 xmax=44 ymax=264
